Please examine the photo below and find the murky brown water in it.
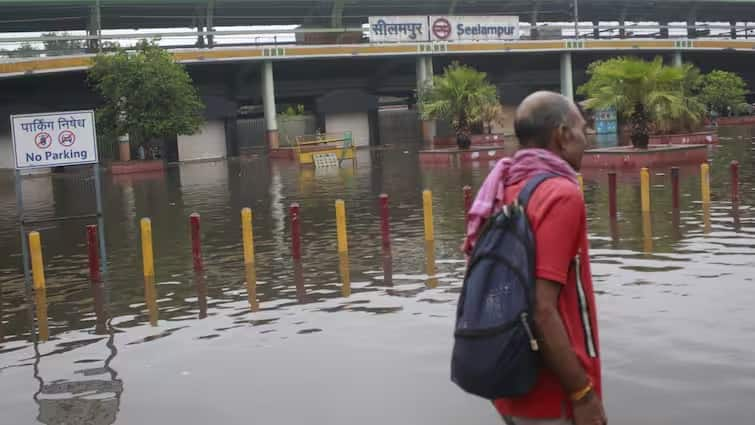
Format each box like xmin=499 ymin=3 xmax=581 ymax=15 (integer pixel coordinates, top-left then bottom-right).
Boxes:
xmin=1 ymin=126 xmax=754 ymax=425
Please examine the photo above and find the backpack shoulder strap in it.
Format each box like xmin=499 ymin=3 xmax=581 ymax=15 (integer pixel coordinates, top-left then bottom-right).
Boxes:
xmin=517 ymin=173 xmax=558 ymax=208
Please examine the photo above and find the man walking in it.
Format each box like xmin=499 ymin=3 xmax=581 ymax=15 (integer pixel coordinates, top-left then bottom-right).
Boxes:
xmin=464 ymin=92 xmax=605 ymax=425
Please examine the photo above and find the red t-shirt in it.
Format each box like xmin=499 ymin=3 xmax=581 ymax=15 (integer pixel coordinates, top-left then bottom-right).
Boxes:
xmin=493 ymin=177 xmax=602 ymax=419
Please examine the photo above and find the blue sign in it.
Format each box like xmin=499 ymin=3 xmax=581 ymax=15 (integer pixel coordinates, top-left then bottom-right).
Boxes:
xmin=594 ymin=108 xmax=617 ymax=135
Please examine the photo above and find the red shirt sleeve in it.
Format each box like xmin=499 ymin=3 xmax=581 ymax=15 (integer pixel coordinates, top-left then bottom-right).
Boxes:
xmin=527 ymin=180 xmax=584 ymax=285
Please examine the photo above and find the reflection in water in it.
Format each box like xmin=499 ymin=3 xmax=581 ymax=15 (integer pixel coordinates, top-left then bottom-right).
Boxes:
xmin=339 ymin=253 xmax=351 ymax=298
xmin=672 ymin=208 xmax=682 ymax=241
xmin=642 ymin=212 xmax=653 ymax=254
xmin=732 ymin=201 xmax=741 ymax=231
xmin=703 ymin=204 xmax=712 ymax=234
xmin=609 ymin=217 xmax=619 ymax=246
xmin=35 ymin=288 xmax=49 ymax=342
xmin=33 ymin=323 xmax=123 ymax=425
xmin=194 ymin=273 xmax=208 ymax=320
xmin=245 ymin=263 xmax=259 ymax=312
xmin=144 ymin=277 xmax=158 ymax=327
xmin=293 ymin=260 xmax=306 ymax=303
xmin=425 ymin=241 xmax=438 ymax=288
xmin=92 ymin=282 xmax=107 ymax=335
xmin=381 ymin=250 xmax=393 ymax=287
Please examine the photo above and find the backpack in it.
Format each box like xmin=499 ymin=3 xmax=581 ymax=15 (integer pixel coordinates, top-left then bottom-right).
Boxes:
xmin=451 ymin=173 xmax=555 ymax=399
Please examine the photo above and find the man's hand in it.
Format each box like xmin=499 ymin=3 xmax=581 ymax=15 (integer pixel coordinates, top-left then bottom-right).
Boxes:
xmin=573 ymin=391 xmax=607 ymax=425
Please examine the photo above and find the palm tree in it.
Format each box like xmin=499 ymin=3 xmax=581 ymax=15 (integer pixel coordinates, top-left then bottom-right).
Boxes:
xmin=578 ymin=56 xmax=705 ymax=148
xmin=420 ymin=62 xmax=499 ymax=149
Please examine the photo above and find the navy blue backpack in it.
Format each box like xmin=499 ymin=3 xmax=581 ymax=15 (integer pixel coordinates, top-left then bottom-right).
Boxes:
xmin=451 ymin=174 xmax=555 ymax=399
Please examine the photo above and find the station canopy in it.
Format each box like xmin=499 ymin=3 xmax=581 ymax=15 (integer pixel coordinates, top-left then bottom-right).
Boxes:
xmin=1 ymin=0 xmax=754 ymax=33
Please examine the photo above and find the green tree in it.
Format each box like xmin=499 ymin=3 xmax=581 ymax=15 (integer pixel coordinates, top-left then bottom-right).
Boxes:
xmin=578 ymin=56 xmax=705 ymax=148
xmin=15 ymin=42 xmax=37 ymax=58
xmin=419 ymin=62 xmax=499 ymax=146
xmin=699 ymin=70 xmax=748 ymax=116
xmin=42 ymin=32 xmax=84 ymax=56
xmin=88 ymin=40 xmax=205 ymax=152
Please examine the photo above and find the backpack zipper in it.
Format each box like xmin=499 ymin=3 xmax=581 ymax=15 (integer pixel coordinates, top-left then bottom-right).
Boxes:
xmin=520 ymin=312 xmax=539 ymax=351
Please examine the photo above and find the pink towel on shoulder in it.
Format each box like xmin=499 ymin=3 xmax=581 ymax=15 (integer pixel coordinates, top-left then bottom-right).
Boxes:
xmin=463 ymin=148 xmax=578 ymax=255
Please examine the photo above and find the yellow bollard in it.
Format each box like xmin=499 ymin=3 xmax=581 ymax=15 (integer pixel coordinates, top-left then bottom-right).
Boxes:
xmin=577 ymin=173 xmax=584 ymax=193
xmin=423 ymin=190 xmax=434 ymax=242
xmin=701 ymin=163 xmax=711 ymax=204
xmin=335 ymin=200 xmax=348 ymax=254
xmin=640 ymin=167 xmax=651 ymax=213
xmin=140 ymin=218 xmax=154 ymax=277
xmin=241 ymin=208 xmax=255 ymax=265
xmin=28 ymin=231 xmax=46 ymax=290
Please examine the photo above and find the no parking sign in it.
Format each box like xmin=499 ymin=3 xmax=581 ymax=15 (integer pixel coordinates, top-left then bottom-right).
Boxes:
xmin=10 ymin=110 xmax=98 ymax=169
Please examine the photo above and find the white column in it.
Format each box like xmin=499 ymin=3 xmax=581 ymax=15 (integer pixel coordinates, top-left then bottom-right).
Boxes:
xmin=262 ymin=60 xmax=279 ymax=149
xmin=560 ymin=52 xmax=574 ymax=100
xmin=425 ymin=56 xmax=434 ymax=83
xmin=672 ymin=51 xmax=683 ymax=67
xmin=416 ymin=56 xmax=428 ymax=92
xmin=418 ymin=56 xmax=436 ymax=144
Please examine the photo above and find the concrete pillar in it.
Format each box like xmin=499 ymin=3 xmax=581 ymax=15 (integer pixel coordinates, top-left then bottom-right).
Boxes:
xmin=88 ymin=4 xmax=101 ymax=51
xmin=672 ymin=51 xmax=683 ymax=67
xmin=530 ymin=3 xmax=539 ymax=40
xmin=687 ymin=17 xmax=697 ymax=38
xmin=417 ymin=56 xmax=436 ymax=144
xmin=424 ymin=56 xmax=434 ymax=83
xmin=660 ymin=20 xmax=669 ymax=39
xmin=560 ymin=52 xmax=574 ymax=100
xmin=593 ymin=20 xmax=600 ymax=39
xmin=619 ymin=18 xmax=626 ymax=39
xmin=206 ymin=0 xmax=215 ymax=48
xmin=416 ymin=56 xmax=427 ymax=92
xmin=262 ymin=61 xmax=279 ymax=149
xmin=731 ymin=20 xmax=737 ymax=39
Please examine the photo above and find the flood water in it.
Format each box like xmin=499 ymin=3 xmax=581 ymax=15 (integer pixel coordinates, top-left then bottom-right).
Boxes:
xmin=1 ymin=126 xmax=754 ymax=425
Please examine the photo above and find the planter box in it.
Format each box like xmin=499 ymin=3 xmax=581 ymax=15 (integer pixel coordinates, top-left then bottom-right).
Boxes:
xmin=582 ymin=145 xmax=708 ymax=170
xmin=109 ymin=160 xmax=165 ymax=175
xmin=432 ymin=134 xmax=505 ymax=148
xmin=419 ymin=146 xmax=511 ymax=166
xmin=649 ymin=131 xmax=718 ymax=145
xmin=711 ymin=116 xmax=755 ymax=126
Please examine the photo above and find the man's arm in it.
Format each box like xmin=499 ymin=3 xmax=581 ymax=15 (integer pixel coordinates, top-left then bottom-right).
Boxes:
xmin=534 ymin=278 xmax=606 ymax=425
xmin=533 ymin=278 xmax=589 ymax=394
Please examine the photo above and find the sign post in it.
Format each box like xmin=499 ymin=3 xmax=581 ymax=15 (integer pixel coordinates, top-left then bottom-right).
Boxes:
xmin=11 ymin=110 xmax=107 ymax=287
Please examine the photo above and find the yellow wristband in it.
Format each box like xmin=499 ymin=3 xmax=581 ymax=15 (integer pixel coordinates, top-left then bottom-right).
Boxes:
xmin=570 ymin=382 xmax=593 ymax=402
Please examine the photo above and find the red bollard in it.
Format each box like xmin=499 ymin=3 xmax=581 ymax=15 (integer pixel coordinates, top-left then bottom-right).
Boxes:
xmin=731 ymin=160 xmax=740 ymax=202
xmin=190 ymin=213 xmax=203 ymax=272
xmin=608 ymin=172 xmax=617 ymax=218
xmin=463 ymin=186 xmax=472 ymax=226
xmin=290 ymin=203 xmax=301 ymax=260
xmin=379 ymin=194 xmax=391 ymax=249
xmin=86 ymin=225 xmax=101 ymax=282
xmin=671 ymin=167 xmax=680 ymax=210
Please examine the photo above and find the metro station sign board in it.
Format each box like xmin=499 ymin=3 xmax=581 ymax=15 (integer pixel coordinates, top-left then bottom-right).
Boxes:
xmin=11 ymin=110 xmax=99 ymax=169
xmin=369 ymin=16 xmax=520 ymax=43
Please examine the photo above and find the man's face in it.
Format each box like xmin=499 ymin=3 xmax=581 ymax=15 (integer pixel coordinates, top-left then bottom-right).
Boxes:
xmin=559 ymin=107 xmax=588 ymax=171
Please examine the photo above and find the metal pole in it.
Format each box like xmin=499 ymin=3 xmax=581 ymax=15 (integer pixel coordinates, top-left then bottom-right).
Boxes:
xmin=15 ymin=170 xmax=32 ymax=293
xmin=93 ymin=163 xmax=108 ymax=277
xmin=573 ymin=0 xmax=579 ymax=38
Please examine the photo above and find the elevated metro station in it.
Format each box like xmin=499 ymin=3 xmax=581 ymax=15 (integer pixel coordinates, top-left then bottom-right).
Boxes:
xmin=1 ymin=0 xmax=754 ymax=168
xmin=2 ymin=0 xmax=755 ymax=32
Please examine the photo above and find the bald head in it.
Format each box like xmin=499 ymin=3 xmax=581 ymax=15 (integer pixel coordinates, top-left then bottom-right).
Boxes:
xmin=514 ymin=91 xmax=580 ymax=149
